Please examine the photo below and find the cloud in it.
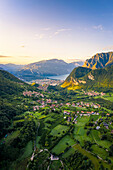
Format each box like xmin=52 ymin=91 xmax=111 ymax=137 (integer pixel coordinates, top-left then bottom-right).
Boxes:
xmin=0 ymin=55 xmax=12 ymax=58
xmin=20 ymin=45 xmax=25 ymax=48
xmin=35 ymin=34 xmax=45 ymax=39
xmin=54 ymin=28 xmax=71 ymax=35
xmin=102 ymin=45 xmax=113 ymax=51
xmin=19 ymin=56 xmax=32 ymax=58
xmin=93 ymin=25 xmax=103 ymax=31
xmin=42 ymin=27 xmax=51 ymax=31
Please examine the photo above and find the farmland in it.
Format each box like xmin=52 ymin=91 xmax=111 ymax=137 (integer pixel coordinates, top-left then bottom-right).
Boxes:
xmin=0 ymin=86 xmax=113 ymax=170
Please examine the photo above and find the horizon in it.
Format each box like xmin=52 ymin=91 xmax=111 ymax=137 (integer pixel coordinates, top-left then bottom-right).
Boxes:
xmin=1 ymin=0 xmax=113 ymax=64
xmin=0 ymin=57 xmax=85 ymax=65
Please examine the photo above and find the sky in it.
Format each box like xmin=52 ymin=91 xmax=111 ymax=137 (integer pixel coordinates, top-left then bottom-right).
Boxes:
xmin=0 ymin=0 xmax=113 ymax=64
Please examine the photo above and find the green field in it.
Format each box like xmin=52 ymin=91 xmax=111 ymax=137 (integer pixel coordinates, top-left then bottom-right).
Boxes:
xmin=73 ymin=144 xmax=111 ymax=170
xmin=50 ymin=160 xmax=62 ymax=169
xmin=62 ymin=148 xmax=75 ymax=158
xmin=91 ymin=130 xmax=111 ymax=148
xmin=36 ymin=136 xmax=41 ymax=148
xmin=4 ymin=130 xmax=20 ymax=145
xmin=74 ymin=126 xmax=93 ymax=145
xmin=102 ymin=93 xmax=113 ymax=102
xmin=76 ymin=116 xmax=90 ymax=126
xmin=73 ymin=144 xmax=100 ymax=170
xmin=91 ymin=145 xmax=108 ymax=160
xmin=73 ymin=116 xmax=92 ymax=145
xmin=50 ymin=124 xmax=69 ymax=137
xmin=19 ymin=141 xmax=33 ymax=160
xmin=89 ymin=115 xmax=100 ymax=121
xmin=52 ymin=135 xmax=75 ymax=155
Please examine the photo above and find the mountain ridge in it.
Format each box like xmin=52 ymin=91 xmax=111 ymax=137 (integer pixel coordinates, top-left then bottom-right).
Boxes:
xmin=83 ymin=52 xmax=113 ymax=69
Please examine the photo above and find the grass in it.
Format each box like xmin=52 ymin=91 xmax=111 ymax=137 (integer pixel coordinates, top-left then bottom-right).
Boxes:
xmin=91 ymin=130 xmax=100 ymax=141
xmin=4 ymin=130 xmax=20 ymax=145
xmin=38 ymin=115 xmax=47 ymax=119
xmin=36 ymin=136 xmax=41 ymax=148
xmin=50 ymin=160 xmax=62 ymax=169
xmin=76 ymin=116 xmax=90 ymax=126
xmin=73 ymin=144 xmax=100 ymax=170
xmin=19 ymin=141 xmax=33 ymax=160
xmin=89 ymin=115 xmax=99 ymax=121
xmin=73 ymin=116 xmax=92 ymax=145
xmin=44 ymin=116 xmax=55 ymax=122
xmin=50 ymin=125 xmax=69 ymax=137
xmin=44 ymin=123 xmax=51 ymax=130
xmin=33 ymin=112 xmax=42 ymax=117
xmin=52 ymin=135 xmax=75 ymax=155
xmin=91 ymin=145 xmax=108 ymax=160
xmin=62 ymin=148 xmax=75 ymax=158
xmin=102 ymin=93 xmax=113 ymax=102
xmin=91 ymin=130 xmax=111 ymax=148
xmin=73 ymin=126 xmax=93 ymax=145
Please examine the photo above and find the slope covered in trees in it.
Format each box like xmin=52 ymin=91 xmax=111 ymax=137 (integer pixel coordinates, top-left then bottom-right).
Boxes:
xmin=62 ymin=65 xmax=113 ymax=92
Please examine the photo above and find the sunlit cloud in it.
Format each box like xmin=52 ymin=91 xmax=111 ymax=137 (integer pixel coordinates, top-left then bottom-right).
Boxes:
xmin=34 ymin=34 xmax=45 ymax=39
xmin=42 ymin=27 xmax=51 ymax=31
xmin=54 ymin=28 xmax=71 ymax=35
xmin=0 ymin=55 xmax=12 ymax=58
xmin=20 ymin=45 xmax=25 ymax=48
xmin=93 ymin=25 xmax=103 ymax=31
xmin=19 ymin=56 xmax=32 ymax=58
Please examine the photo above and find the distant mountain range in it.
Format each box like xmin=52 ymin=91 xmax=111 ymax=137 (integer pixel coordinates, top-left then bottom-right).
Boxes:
xmin=83 ymin=52 xmax=113 ymax=69
xmin=0 ymin=59 xmax=84 ymax=81
xmin=16 ymin=59 xmax=84 ymax=81
xmin=0 ymin=63 xmax=24 ymax=74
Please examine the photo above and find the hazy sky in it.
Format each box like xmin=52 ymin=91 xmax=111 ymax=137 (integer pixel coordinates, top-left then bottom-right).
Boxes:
xmin=0 ymin=0 xmax=113 ymax=64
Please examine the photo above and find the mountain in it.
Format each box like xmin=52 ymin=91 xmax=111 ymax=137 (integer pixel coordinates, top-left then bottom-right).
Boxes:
xmin=0 ymin=63 xmax=25 ymax=74
xmin=83 ymin=52 xmax=113 ymax=69
xmin=61 ymin=65 xmax=113 ymax=92
xmin=0 ymin=69 xmax=26 ymax=97
xmin=17 ymin=59 xmax=83 ymax=81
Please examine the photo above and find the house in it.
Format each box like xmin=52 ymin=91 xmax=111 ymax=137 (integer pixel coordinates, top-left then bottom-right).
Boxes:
xmin=72 ymin=103 xmax=75 ymax=107
xmin=51 ymin=154 xmax=59 ymax=160
xmin=103 ymin=122 xmax=109 ymax=129
xmin=64 ymin=110 xmax=67 ymax=114
xmin=96 ymin=126 xmax=100 ymax=130
xmin=66 ymin=103 xmax=71 ymax=106
xmin=68 ymin=117 xmax=72 ymax=122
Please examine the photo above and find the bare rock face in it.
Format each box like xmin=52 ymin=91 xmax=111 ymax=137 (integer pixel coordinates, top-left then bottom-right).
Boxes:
xmin=88 ymin=73 xmax=94 ymax=80
xmin=83 ymin=52 xmax=113 ymax=69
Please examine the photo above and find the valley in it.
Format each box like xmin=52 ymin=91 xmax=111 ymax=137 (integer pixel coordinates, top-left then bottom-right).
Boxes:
xmin=1 ymin=0 xmax=113 ymax=169
xmin=0 ymin=52 xmax=113 ymax=170
xmin=0 ymin=79 xmax=113 ymax=169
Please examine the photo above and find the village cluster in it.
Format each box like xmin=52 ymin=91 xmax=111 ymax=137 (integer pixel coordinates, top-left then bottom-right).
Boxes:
xmin=22 ymin=90 xmax=111 ymax=131
xmin=83 ymin=90 xmax=105 ymax=96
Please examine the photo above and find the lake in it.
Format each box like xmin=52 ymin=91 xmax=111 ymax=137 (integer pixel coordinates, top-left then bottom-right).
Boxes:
xmin=47 ymin=74 xmax=69 ymax=80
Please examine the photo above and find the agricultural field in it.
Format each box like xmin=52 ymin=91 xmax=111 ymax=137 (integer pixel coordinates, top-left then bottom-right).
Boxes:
xmin=0 ymin=86 xmax=113 ymax=170
xmin=52 ymin=135 xmax=75 ymax=155
xmin=50 ymin=125 xmax=69 ymax=137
